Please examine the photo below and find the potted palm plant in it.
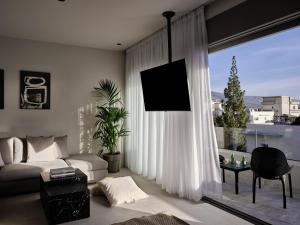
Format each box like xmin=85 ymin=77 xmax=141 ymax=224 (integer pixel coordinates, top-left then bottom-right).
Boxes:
xmin=93 ymin=80 xmax=129 ymax=173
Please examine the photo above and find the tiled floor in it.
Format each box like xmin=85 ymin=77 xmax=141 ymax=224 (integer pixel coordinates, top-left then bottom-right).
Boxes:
xmin=214 ymin=169 xmax=300 ymax=225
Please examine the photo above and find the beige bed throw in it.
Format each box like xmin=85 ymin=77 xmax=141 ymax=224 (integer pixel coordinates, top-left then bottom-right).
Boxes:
xmin=112 ymin=213 xmax=189 ymax=225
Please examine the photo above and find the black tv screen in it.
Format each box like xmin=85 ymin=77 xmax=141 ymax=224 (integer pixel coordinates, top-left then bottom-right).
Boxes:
xmin=140 ymin=59 xmax=191 ymax=111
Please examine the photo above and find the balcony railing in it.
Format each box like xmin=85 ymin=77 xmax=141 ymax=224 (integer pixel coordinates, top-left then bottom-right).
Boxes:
xmin=215 ymin=124 xmax=300 ymax=161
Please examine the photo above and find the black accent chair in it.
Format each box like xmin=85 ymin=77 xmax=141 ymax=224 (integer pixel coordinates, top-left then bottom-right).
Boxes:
xmin=219 ymin=154 xmax=225 ymax=164
xmin=251 ymin=147 xmax=293 ymax=209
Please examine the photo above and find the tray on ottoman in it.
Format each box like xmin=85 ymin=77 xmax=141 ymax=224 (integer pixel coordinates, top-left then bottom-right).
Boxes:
xmin=40 ymin=169 xmax=90 ymax=225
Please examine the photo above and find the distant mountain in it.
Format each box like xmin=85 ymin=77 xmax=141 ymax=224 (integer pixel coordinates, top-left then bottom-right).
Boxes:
xmin=211 ymin=91 xmax=262 ymax=109
xmin=211 ymin=91 xmax=224 ymax=101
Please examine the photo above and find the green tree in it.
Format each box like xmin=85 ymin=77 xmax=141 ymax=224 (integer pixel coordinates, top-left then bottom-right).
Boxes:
xmin=217 ymin=56 xmax=249 ymax=128
xmin=216 ymin=56 xmax=249 ymax=151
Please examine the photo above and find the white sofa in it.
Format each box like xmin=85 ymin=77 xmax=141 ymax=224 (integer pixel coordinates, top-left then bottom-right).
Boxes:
xmin=0 ymin=137 xmax=108 ymax=196
xmin=65 ymin=154 xmax=108 ymax=182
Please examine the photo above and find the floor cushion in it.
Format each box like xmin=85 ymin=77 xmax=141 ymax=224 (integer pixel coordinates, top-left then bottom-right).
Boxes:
xmin=65 ymin=154 xmax=108 ymax=171
xmin=98 ymin=176 xmax=149 ymax=206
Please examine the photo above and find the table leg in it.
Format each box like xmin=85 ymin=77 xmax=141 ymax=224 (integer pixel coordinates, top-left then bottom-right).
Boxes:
xmin=259 ymin=177 xmax=261 ymax=189
xmin=235 ymin=171 xmax=239 ymax=194
xmin=222 ymin=168 xmax=225 ymax=183
xmin=288 ymin=173 xmax=293 ymax=198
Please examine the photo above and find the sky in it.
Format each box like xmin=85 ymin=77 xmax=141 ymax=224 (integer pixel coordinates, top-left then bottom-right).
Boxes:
xmin=208 ymin=26 xmax=300 ymax=99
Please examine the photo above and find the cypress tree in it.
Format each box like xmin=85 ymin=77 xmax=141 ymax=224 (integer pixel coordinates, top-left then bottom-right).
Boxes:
xmin=217 ymin=56 xmax=249 ymax=128
xmin=216 ymin=56 xmax=249 ymax=151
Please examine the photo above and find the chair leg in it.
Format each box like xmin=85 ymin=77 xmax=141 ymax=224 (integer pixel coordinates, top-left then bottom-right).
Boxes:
xmin=280 ymin=177 xmax=287 ymax=209
xmin=288 ymin=173 xmax=293 ymax=198
xmin=252 ymin=174 xmax=257 ymax=204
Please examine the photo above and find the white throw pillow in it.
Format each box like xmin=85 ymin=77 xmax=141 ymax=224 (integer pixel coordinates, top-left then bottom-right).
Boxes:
xmin=54 ymin=135 xmax=69 ymax=159
xmin=27 ymin=136 xmax=56 ymax=162
xmin=0 ymin=152 xmax=5 ymax=167
xmin=0 ymin=137 xmax=14 ymax=164
xmin=98 ymin=176 xmax=149 ymax=206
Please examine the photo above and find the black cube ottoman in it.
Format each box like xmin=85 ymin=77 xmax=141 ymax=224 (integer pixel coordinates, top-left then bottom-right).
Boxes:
xmin=40 ymin=169 xmax=90 ymax=225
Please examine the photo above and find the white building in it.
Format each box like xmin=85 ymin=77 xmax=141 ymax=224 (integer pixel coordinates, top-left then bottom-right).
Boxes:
xmin=262 ymin=96 xmax=300 ymax=117
xmin=248 ymin=109 xmax=274 ymax=124
xmin=290 ymin=99 xmax=300 ymax=117
xmin=212 ymin=100 xmax=223 ymax=118
xmin=262 ymin=96 xmax=289 ymax=115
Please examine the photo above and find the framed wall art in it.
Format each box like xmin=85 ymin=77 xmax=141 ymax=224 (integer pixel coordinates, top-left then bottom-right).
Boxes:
xmin=20 ymin=70 xmax=50 ymax=109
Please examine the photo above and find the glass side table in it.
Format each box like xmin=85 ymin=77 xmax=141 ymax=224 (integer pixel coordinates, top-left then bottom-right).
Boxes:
xmin=220 ymin=162 xmax=254 ymax=194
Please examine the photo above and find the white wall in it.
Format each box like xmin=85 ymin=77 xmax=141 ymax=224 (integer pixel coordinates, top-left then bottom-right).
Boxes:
xmin=0 ymin=36 xmax=125 ymax=155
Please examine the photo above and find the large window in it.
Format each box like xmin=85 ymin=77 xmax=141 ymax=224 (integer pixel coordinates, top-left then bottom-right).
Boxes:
xmin=209 ymin=26 xmax=300 ymax=161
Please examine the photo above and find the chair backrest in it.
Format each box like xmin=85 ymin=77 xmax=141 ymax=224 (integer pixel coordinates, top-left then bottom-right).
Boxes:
xmin=251 ymin=147 xmax=290 ymax=179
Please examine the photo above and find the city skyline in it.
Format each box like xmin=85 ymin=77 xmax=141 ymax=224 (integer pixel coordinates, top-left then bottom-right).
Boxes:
xmin=209 ymin=26 xmax=300 ymax=100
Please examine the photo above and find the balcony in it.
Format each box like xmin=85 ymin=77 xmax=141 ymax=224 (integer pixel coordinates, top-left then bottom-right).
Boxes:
xmin=215 ymin=125 xmax=300 ymax=225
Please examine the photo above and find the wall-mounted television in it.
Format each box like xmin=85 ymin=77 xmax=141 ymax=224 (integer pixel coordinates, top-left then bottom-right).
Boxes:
xmin=140 ymin=59 xmax=191 ymax=111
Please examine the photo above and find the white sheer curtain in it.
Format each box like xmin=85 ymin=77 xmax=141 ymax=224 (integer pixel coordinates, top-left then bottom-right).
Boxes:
xmin=125 ymin=7 xmax=221 ymax=201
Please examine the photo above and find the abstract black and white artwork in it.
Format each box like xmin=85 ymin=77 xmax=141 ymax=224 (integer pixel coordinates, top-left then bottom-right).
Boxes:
xmin=0 ymin=69 xmax=4 ymax=109
xmin=20 ymin=71 xmax=50 ymax=109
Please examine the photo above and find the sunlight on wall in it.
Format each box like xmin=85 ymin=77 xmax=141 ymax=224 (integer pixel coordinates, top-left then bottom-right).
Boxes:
xmin=78 ymin=103 xmax=99 ymax=154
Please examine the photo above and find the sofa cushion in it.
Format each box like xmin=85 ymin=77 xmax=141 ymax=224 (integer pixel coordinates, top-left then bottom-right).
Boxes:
xmin=0 ymin=159 xmax=68 ymax=181
xmin=27 ymin=136 xmax=57 ymax=162
xmin=0 ymin=137 xmax=14 ymax=164
xmin=0 ymin=164 xmax=41 ymax=181
xmin=13 ymin=137 xmax=24 ymax=163
xmin=0 ymin=153 xmax=4 ymax=167
xmin=54 ymin=135 xmax=69 ymax=159
xmin=65 ymin=154 xmax=108 ymax=172
xmin=26 ymin=159 xmax=69 ymax=172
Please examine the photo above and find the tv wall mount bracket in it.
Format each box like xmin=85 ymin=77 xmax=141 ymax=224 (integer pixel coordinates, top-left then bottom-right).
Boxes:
xmin=162 ymin=11 xmax=175 ymax=64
